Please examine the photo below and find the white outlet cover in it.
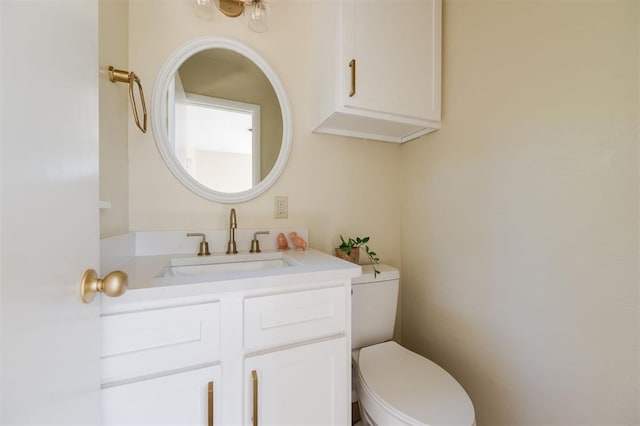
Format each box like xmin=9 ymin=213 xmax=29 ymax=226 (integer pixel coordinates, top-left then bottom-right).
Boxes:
xmin=274 ymin=196 xmax=288 ymax=219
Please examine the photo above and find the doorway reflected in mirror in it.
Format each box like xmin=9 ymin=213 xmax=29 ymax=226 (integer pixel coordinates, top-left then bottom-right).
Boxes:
xmin=151 ymin=37 xmax=292 ymax=203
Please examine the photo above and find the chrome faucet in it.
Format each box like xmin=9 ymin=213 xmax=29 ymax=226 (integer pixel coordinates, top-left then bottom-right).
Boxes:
xmin=226 ymin=208 xmax=238 ymax=254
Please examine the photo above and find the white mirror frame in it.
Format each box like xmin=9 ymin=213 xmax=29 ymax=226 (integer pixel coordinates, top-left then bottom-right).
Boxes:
xmin=151 ymin=36 xmax=293 ymax=203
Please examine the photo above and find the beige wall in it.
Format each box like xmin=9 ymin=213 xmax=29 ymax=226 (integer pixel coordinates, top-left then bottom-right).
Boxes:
xmin=99 ymin=0 xmax=129 ymax=237
xmin=126 ymin=1 xmax=403 ymax=266
xmin=401 ymin=1 xmax=639 ymax=424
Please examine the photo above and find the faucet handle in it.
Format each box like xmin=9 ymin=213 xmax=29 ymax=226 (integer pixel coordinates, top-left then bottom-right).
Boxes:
xmin=250 ymin=231 xmax=270 ymax=253
xmin=187 ymin=232 xmax=211 ymax=256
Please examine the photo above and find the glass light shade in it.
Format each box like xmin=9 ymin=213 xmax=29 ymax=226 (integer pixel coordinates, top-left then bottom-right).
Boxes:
xmin=191 ymin=0 xmax=216 ymax=20
xmin=245 ymin=0 xmax=269 ymax=33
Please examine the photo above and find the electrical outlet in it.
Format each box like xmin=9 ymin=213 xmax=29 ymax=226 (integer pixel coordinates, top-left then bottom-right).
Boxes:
xmin=274 ymin=196 xmax=288 ymax=219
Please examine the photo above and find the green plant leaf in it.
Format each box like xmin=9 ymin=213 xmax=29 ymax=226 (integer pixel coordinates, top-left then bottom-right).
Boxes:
xmin=336 ymin=235 xmax=381 ymax=271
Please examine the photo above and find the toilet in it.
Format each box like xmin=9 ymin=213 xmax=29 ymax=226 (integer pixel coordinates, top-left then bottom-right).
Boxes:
xmin=352 ymin=264 xmax=475 ymax=425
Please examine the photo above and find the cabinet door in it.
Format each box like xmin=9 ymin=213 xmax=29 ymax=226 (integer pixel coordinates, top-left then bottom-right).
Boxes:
xmin=244 ymin=337 xmax=349 ymax=426
xmin=341 ymin=0 xmax=441 ymax=121
xmin=103 ymin=365 xmax=221 ymax=426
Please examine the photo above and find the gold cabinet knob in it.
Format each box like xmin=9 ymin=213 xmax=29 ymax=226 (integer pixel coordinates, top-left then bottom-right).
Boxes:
xmin=80 ymin=269 xmax=128 ymax=304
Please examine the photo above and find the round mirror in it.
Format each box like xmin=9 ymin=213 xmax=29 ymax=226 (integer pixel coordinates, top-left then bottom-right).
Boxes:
xmin=151 ymin=37 xmax=292 ymax=203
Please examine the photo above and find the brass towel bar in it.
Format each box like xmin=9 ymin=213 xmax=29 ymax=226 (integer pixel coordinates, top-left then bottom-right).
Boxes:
xmin=108 ymin=66 xmax=148 ymax=133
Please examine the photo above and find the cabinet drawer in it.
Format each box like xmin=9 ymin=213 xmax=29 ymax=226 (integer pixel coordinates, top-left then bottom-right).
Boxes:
xmin=244 ymin=286 xmax=346 ymax=352
xmin=102 ymin=303 xmax=220 ymax=383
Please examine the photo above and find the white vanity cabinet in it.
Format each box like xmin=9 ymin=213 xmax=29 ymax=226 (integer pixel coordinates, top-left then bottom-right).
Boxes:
xmin=312 ymin=0 xmax=442 ymax=143
xmin=101 ymin=302 xmax=223 ymax=426
xmin=101 ymin=279 xmax=352 ymax=425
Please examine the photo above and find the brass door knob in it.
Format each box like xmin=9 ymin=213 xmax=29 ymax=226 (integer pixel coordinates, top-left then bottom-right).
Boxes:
xmin=80 ymin=269 xmax=128 ymax=304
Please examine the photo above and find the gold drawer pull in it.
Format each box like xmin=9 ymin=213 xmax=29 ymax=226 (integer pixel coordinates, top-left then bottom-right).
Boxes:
xmin=208 ymin=381 xmax=214 ymax=426
xmin=349 ymin=59 xmax=356 ymax=97
xmin=252 ymin=370 xmax=258 ymax=426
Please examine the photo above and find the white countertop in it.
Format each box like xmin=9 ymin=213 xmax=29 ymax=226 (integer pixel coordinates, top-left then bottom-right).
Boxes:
xmin=101 ymin=248 xmax=361 ymax=315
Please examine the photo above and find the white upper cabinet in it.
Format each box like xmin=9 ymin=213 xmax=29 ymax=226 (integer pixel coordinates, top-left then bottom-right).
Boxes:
xmin=312 ymin=0 xmax=442 ymax=143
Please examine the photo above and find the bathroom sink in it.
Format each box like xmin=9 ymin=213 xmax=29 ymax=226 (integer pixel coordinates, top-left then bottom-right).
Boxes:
xmin=159 ymin=252 xmax=293 ymax=278
xmin=165 ymin=259 xmax=290 ymax=276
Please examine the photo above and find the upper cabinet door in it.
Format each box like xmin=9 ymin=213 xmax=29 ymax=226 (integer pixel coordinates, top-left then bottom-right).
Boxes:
xmin=341 ymin=0 xmax=440 ymax=121
xmin=312 ymin=0 xmax=441 ymax=143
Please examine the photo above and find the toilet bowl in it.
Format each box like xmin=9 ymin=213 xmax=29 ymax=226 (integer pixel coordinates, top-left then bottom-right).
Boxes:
xmin=352 ymin=265 xmax=475 ymax=426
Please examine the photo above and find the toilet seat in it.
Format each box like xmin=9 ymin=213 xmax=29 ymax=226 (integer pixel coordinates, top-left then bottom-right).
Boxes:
xmin=356 ymin=341 xmax=475 ymax=426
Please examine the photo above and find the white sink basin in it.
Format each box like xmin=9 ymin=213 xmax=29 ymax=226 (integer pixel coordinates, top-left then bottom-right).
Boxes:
xmin=160 ymin=252 xmax=293 ymax=278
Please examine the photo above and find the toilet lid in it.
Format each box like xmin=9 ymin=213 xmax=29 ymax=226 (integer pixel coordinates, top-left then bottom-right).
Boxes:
xmin=358 ymin=342 xmax=475 ymax=426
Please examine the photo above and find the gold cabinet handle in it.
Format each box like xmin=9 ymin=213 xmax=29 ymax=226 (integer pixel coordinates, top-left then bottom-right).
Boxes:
xmin=208 ymin=381 xmax=214 ymax=426
xmin=80 ymin=269 xmax=128 ymax=304
xmin=349 ymin=59 xmax=356 ymax=97
xmin=251 ymin=370 xmax=258 ymax=426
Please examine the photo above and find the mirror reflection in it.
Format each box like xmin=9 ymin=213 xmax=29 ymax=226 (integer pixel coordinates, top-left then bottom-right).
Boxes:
xmin=167 ymin=48 xmax=283 ymax=193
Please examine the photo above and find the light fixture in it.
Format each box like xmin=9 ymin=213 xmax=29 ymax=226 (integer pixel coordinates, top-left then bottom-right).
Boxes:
xmin=192 ymin=0 xmax=270 ymax=32
xmin=191 ymin=0 xmax=217 ymax=20
xmin=244 ymin=0 xmax=269 ymax=33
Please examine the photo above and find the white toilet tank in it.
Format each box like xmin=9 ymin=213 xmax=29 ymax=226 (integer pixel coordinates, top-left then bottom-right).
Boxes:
xmin=351 ymin=264 xmax=400 ymax=350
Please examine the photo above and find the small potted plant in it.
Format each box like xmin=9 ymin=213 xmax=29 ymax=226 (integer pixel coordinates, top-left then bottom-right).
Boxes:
xmin=335 ymin=235 xmax=380 ymax=277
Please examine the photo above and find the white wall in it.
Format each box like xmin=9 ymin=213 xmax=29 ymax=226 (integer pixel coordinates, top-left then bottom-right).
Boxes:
xmin=195 ymin=150 xmax=252 ymax=192
xmin=401 ymin=1 xmax=639 ymax=424
xmin=126 ymin=1 xmax=403 ymax=267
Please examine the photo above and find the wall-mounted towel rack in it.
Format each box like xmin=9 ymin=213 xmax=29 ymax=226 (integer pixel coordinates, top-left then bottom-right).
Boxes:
xmin=108 ymin=66 xmax=147 ymax=133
